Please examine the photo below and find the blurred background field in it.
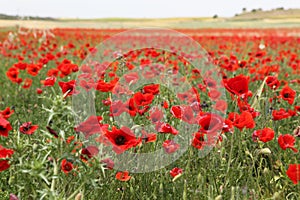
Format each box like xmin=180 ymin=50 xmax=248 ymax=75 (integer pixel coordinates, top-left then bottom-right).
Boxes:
xmin=0 ymin=8 xmax=300 ymax=29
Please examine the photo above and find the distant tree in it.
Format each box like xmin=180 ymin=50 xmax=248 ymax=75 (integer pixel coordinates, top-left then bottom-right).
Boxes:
xmin=251 ymin=9 xmax=257 ymax=13
xmin=213 ymin=14 xmax=218 ymax=19
xmin=276 ymin=7 xmax=284 ymax=10
xmin=242 ymin=8 xmax=247 ymax=12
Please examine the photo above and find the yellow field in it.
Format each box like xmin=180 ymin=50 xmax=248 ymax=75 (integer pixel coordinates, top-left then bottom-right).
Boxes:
xmin=1 ymin=17 xmax=300 ymax=29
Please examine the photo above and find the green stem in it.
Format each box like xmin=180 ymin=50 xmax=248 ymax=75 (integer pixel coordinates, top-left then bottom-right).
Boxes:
xmin=51 ymin=159 xmax=58 ymax=194
xmin=226 ymin=132 xmax=234 ymax=175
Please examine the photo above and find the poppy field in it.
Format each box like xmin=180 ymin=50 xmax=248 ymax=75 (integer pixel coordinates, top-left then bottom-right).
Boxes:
xmin=0 ymin=27 xmax=300 ymax=199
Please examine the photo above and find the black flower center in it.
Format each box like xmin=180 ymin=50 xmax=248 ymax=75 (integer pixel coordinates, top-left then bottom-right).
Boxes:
xmin=203 ymin=124 xmax=210 ymax=130
xmin=64 ymin=163 xmax=72 ymax=171
xmin=23 ymin=127 xmax=29 ymax=131
xmin=115 ymin=135 xmax=126 ymax=145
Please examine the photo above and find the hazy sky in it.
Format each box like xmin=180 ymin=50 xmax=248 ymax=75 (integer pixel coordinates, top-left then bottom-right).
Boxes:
xmin=1 ymin=0 xmax=299 ymax=18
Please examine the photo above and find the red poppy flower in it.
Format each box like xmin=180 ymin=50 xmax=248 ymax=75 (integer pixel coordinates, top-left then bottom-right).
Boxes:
xmin=19 ymin=122 xmax=38 ymax=135
xmin=43 ymin=76 xmax=56 ymax=87
xmin=233 ymin=111 xmax=255 ymax=130
xmin=204 ymin=77 xmax=217 ymax=88
xmin=156 ymin=122 xmax=178 ymax=135
xmin=6 ymin=67 xmax=20 ymax=83
xmin=224 ymin=74 xmax=249 ymax=96
xmin=272 ymin=108 xmax=290 ymax=121
xmin=124 ymin=72 xmax=139 ymax=85
xmin=105 ymin=126 xmax=141 ymax=154
xmin=74 ymin=116 xmax=103 ymax=138
xmin=57 ymin=62 xmax=76 ymax=78
xmin=163 ymin=101 xmax=169 ymax=109
xmin=22 ymin=78 xmax=32 ymax=89
xmin=266 ymin=76 xmax=280 ymax=90
xmin=170 ymin=106 xmax=182 ymax=119
xmin=177 ymin=90 xmax=193 ymax=102
xmin=71 ymin=64 xmax=79 ymax=72
xmin=112 ymin=83 xmax=132 ymax=97
xmin=149 ymin=107 xmax=163 ymax=123
xmin=143 ymin=84 xmax=160 ymax=95
xmin=27 ymin=63 xmax=40 ymax=76
xmin=101 ymin=158 xmax=114 ymax=170
xmin=0 ymin=145 xmax=14 ymax=172
xmin=61 ymin=159 xmax=73 ymax=174
xmin=133 ymin=92 xmax=154 ymax=106
xmin=208 ymin=89 xmax=221 ymax=100
xmin=192 ymin=132 xmax=206 ymax=149
xmin=0 ymin=107 xmax=14 ymax=119
xmin=47 ymin=68 xmax=59 ymax=77
xmin=181 ymin=106 xmax=195 ymax=124
xmin=238 ymin=60 xmax=247 ymax=68
xmin=36 ymin=88 xmax=43 ymax=94
xmin=198 ymin=113 xmax=224 ymax=133
xmin=162 ymin=140 xmax=180 ymax=154
xmin=141 ymin=130 xmax=157 ymax=143
xmin=124 ymin=98 xmax=138 ymax=117
xmin=223 ymin=118 xmax=234 ymax=133
xmin=96 ymin=78 xmax=118 ymax=92
xmin=0 ymin=117 xmax=13 ymax=137
xmin=190 ymin=101 xmax=201 ymax=112
xmin=213 ymin=100 xmax=227 ymax=113
xmin=170 ymin=167 xmax=183 ymax=178
xmin=58 ymin=80 xmax=79 ymax=98
xmin=288 ymin=109 xmax=297 ymax=117
xmin=102 ymin=98 xmax=111 ymax=106
xmin=280 ymin=85 xmax=296 ymax=105
xmin=237 ymin=99 xmax=260 ymax=118
xmin=278 ymin=134 xmax=298 ymax=153
xmin=79 ymin=79 xmax=95 ymax=91
xmin=116 ymin=171 xmax=131 ymax=181
xmin=286 ymin=164 xmax=300 ymax=184
xmin=110 ymin=100 xmax=125 ymax=117
xmin=0 ymin=160 xmax=11 ymax=172
xmin=80 ymin=145 xmax=99 ymax=161
xmin=252 ymin=128 xmax=275 ymax=143
xmin=0 ymin=145 xmax=14 ymax=158
xmin=14 ymin=61 xmax=27 ymax=70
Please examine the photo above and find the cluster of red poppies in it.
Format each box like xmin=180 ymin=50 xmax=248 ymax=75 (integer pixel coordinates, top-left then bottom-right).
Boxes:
xmin=0 ymin=27 xmax=299 ymax=185
xmin=0 ymin=107 xmax=39 ymax=171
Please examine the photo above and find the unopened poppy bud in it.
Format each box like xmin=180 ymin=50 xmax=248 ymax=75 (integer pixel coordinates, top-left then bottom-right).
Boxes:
xmin=293 ymin=126 xmax=300 ymax=137
xmin=33 ymin=143 xmax=38 ymax=150
xmin=259 ymin=148 xmax=271 ymax=155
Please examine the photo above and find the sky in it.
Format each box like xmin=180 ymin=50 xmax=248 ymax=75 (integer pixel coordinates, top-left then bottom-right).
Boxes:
xmin=0 ymin=0 xmax=300 ymax=18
